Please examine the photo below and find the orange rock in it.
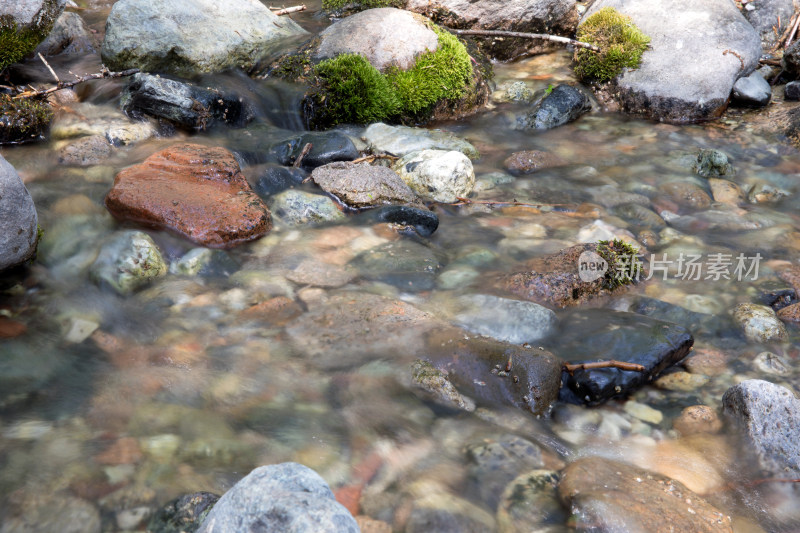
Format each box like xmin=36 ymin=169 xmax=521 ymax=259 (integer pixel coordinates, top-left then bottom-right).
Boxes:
xmin=334 ymin=485 xmax=362 ymax=517
xmin=0 ymin=317 xmax=26 ymax=338
xmin=240 ymin=296 xmax=303 ymax=326
xmin=673 ymin=405 xmax=723 ymax=436
xmin=95 ymin=437 xmax=143 ymax=465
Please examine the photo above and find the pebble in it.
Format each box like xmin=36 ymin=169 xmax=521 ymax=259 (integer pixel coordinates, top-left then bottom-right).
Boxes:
xmin=654 ymin=371 xmax=709 ymax=392
xmin=752 ymin=351 xmax=790 ymax=375
xmin=683 ymin=347 xmax=728 ymax=376
xmin=673 ymin=405 xmax=723 ymax=435
xmin=623 ymin=400 xmax=664 ymax=425
xmin=733 ymin=303 xmax=789 ymax=343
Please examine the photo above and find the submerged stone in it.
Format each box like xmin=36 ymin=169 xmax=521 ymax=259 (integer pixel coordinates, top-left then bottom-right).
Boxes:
xmin=516 ymin=84 xmax=592 ymax=130
xmin=266 ymin=131 xmax=360 ymax=169
xmin=268 ymin=189 xmax=346 ymax=228
xmin=367 ymin=205 xmax=439 ymax=237
xmin=0 ymin=155 xmax=38 ymax=272
xmin=393 ymin=149 xmax=475 ymax=203
xmin=363 ymin=122 xmax=480 ymax=159
xmin=251 ymin=164 xmax=306 ymax=197
xmin=89 ymin=230 xmax=167 ymax=294
xmin=349 ymin=239 xmax=446 ymax=291
xmin=148 ymin=492 xmax=219 ymax=533
xmin=450 ymin=294 xmax=557 ymax=344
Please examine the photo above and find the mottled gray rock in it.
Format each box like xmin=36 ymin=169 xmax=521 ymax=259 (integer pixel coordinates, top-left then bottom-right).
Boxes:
xmin=785 ymin=81 xmax=800 ymax=100
xmin=50 ymin=102 xmax=156 ymax=146
xmin=101 ymin=0 xmax=308 ymax=76
xmin=732 ymin=71 xmax=772 ymax=107
xmin=89 ymin=231 xmax=167 ymax=294
xmin=268 ymin=189 xmax=346 ymax=228
xmin=451 ymin=294 xmax=557 ymax=344
xmin=393 ymin=149 xmax=475 ymax=203
xmin=0 ymin=155 xmax=38 ymax=272
xmin=411 ymin=359 xmax=476 ymax=411
xmin=732 ymin=303 xmax=788 ymax=343
xmin=311 ymin=161 xmax=418 ymax=207
xmin=349 ymin=239 xmax=446 ymax=291
xmin=693 ymin=148 xmax=734 ymax=177
xmin=516 ymin=84 xmax=592 ymax=130
xmin=35 ymin=11 xmax=94 ymax=56
xmin=0 ymin=0 xmax=65 ymax=28
xmin=197 ymin=463 xmax=358 ymax=533
xmin=56 ymin=134 xmax=113 ymax=166
xmin=364 ymin=122 xmax=479 ymax=159
xmin=745 ymin=0 xmax=795 ymax=47
xmin=497 ymin=470 xmax=565 ymax=533
xmin=722 ymin=380 xmax=800 ymax=477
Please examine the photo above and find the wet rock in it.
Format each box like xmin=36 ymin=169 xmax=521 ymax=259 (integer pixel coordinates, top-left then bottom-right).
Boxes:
xmin=777 ymin=302 xmax=800 ymax=323
xmin=148 ymin=492 xmax=219 ymax=533
xmin=349 ymin=239 xmax=445 ymax=291
xmin=708 ymin=178 xmax=746 ymax=206
xmin=624 ymin=400 xmax=663 ymax=424
xmin=50 ymin=102 xmax=156 ymax=146
xmin=732 ymin=71 xmax=772 ymax=107
xmin=105 ymin=144 xmax=271 ymax=248
xmin=493 ymin=81 xmax=536 ymax=103
xmin=632 ymin=296 xmax=732 ymax=339
xmin=57 ymin=134 xmax=113 ymax=166
xmin=673 ymin=405 xmax=723 ymax=436
xmin=785 ymin=81 xmax=800 ymax=100
xmin=0 ymin=0 xmax=66 ymax=71
xmin=251 ymin=164 xmax=306 ymax=197
xmin=102 ymin=0 xmax=307 ymax=76
xmin=496 ymin=470 xmax=565 ymax=533
xmin=283 ymin=258 xmax=356 ymax=288
xmin=747 ymin=180 xmax=790 ymax=204
xmin=585 ymin=0 xmax=761 ymax=123
xmin=312 ymin=161 xmax=418 ymax=207
xmin=364 ymin=122 xmax=479 ymax=159
xmin=266 ymin=132 xmax=360 ymax=169
xmin=516 ymin=84 xmax=592 ymax=130
xmin=0 ymin=338 xmax=72 ymax=406
xmin=0 ymin=493 xmax=101 ymax=533
xmin=503 ymin=150 xmax=567 ymax=175
xmin=784 ymin=39 xmax=800 ymax=79
xmin=411 ymin=359 xmax=476 ymax=411
xmin=752 ymin=351 xmax=790 ymax=375
xmin=450 ymin=294 xmax=557 ymax=344
xmin=654 ymin=370 xmax=709 ymax=392
xmin=694 ymin=148 xmax=734 ymax=177
xmin=169 ymin=248 xmax=238 ymax=277
xmin=268 ymin=189 xmax=346 ymax=228
xmin=121 ymin=73 xmax=253 ymax=130
xmin=722 ymin=379 xmax=800 ymax=477
xmin=587 ymin=185 xmax=650 ymax=208
xmin=197 ymin=463 xmax=357 ymax=533
xmin=744 ymin=0 xmax=794 ymax=47
xmin=732 ymin=303 xmax=788 ymax=343
xmin=659 ymin=181 xmax=712 ymax=209
xmin=393 ymin=149 xmax=475 ymax=203
xmin=613 ymin=203 xmax=666 ymax=229
xmin=89 ymin=231 xmax=167 ymax=294
xmin=0 ymin=155 xmax=38 ymax=272
xmin=553 ymin=309 xmax=694 ymax=405
xmin=558 ymin=457 xmax=732 ymax=531
xmin=368 ymin=205 xmax=439 ymax=237
xmin=406 ymin=492 xmax=496 ymax=533
xmin=35 ymin=11 xmax=94 ymax=56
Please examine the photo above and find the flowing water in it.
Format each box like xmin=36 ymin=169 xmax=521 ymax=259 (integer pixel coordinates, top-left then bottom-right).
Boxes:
xmin=1 ymin=2 xmax=800 ymax=531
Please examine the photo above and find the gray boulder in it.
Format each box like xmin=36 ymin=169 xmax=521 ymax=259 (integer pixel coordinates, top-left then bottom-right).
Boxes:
xmin=732 ymin=71 xmax=772 ymax=107
xmin=0 ymin=155 xmax=39 ymax=272
xmin=101 ymin=0 xmax=308 ymax=76
xmin=0 ymin=0 xmax=66 ymax=70
xmin=744 ymin=0 xmax=794 ymax=48
xmin=197 ymin=463 xmax=358 ymax=533
xmin=586 ymin=0 xmax=762 ymax=123
xmin=35 ymin=11 xmax=94 ymax=56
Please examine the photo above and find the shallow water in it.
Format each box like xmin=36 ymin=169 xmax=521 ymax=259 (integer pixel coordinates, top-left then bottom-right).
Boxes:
xmin=2 ymin=2 xmax=800 ymax=531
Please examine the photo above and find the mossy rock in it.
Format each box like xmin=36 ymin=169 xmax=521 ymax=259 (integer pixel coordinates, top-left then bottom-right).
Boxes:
xmin=573 ymin=7 xmax=650 ymax=82
xmin=597 ymin=238 xmax=642 ymax=289
xmin=321 ymin=0 xmax=405 ymax=17
xmin=0 ymin=1 xmax=66 ymax=73
xmin=0 ymin=95 xmax=54 ymax=144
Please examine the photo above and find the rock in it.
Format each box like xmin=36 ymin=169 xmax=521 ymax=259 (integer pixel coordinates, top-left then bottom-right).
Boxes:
xmin=623 ymin=400 xmax=663 ymax=424
xmin=777 ymin=302 xmax=800 ymax=323
xmin=406 ymin=492 xmax=496 ymax=533
xmin=553 ymin=309 xmax=694 ymax=405
xmin=708 ymin=178 xmax=746 ymax=206
xmin=654 ymin=370 xmax=709 ymax=392
xmin=585 ymin=0 xmax=761 ymax=123
xmin=311 ymin=161 xmax=418 ymax=207
xmin=265 ymin=132 xmax=360 ymax=169
xmin=744 ymin=0 xmax=794 ymax=47
xmin=89 ymin=231 xmax=167 ymax=294
xmin=367 ymin=205 xmax=439 ymax=237
xmin=493 ymin=81 xmax=536 ymax=103
xmin=169 ymin=248 xmax=238 ymax=277
xmin=393 ymin=149 xmax=474 ymax=203
xmin=503 ymin=150 xmax=567 ymax=175
xmin=148 ymin=492 xmax=219 ymax=533
xmin=673 ymin=405 xmax=722 ymax=436
xmin=450 ymin=294 xmax=557 ymax=344
xmin=613 ymin=203 xmax=666 ymax=229
xmin=747 ymin=180 xmax=790 ymax=204
xmin=722 ymin=380 xmax=800 ymax=477
xmin=349 ymin=239 xmax=445 ymax=291
xmin=496 ymin=470 xmax=565 ymax=533
xmin=406 ymin=0 xmax=578 ymax=60
xmin=0 ymin=493 xmax=101 ymax=533
xmin=105 ymin=144 xmax=271 ymax=248
xmin=50 ymin=102 xmax=156 ymax=146
xmin=633 ymin=297 xmax=733 ymax=339
xmin=783 ymin=39 xmax=800 ymax=79
xmin=364 ymin=122 xmax=480 ymax=159
xmin=102 ymin=0 xmax=307 ymax=76
xmin=0 ymin=95 xmax=53 ymax=145
xmin=251 ymin=164 xmax=306 ymax=197
xmin=558 ymin=457 xmax=732 ymax=532
xmin=0 ymin=155 xmax=38 ymax=272
xmin=197 ymin=463 xmax=358 ymax=533
xmin=516 ymin=84 xmax=592 ymax=130
xmin=356 ymin=516 xmax=391 ymax=533
xmin=268 ymin=189 xmax=346 ymax=228
xmin=732 ymin=71 xmax=772 ymax=107
xmin=694 ymin=149 xmax=734 ymax=177
xmin=57 ymin=134 xmax=113 ymax=166
xmin=752 ymin=351 xmax=791 ymax=375
xmin=785 ymin=81 xmax=800 ymax=100
xmin=0 ymin=0 xmax=66 ymax=71
xmin=411 ymin=359 xmax=476 ymax=411
xmin=121 ymin=73 xmax=253 ymax=130
xmin=732 ymin=303 xmax=788 ymax=343
xmin=35 ymin=11 xmax=94 ymax=56
xmin=283 ymin=258 xmax=356 ymax=288
xmin=659 ymin=181 xmax=712 ymax=209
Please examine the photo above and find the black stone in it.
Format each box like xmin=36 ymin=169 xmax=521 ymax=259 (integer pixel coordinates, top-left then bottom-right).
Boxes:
xmin=756 ymin=281 xmax=798 ymax=311
xmin=266 ymin=132 xmax=359 ymax=169
xmin=252 ymin=164 xmax=307 ymax=197
xmin=147 ymin=492 xmax=220 ymax=533
xmin=631 ymin=296 xmax=735 ymax=339
xmin=785 ymin=81 xmax=800 ymax=101
xmin=516 ymin=84 xmax=592 ymax=131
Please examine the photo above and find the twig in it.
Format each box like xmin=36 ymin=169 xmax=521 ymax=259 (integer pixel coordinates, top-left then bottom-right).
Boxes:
xmin=351 ymin=154 xmax=399 ymax=164
xmin=563 ymin=360 xmax=645 ymax=375
xmin=771 ymin=12 xmax=800 ymax=53
xmin=12 ymin=67 xmax=140 ymax=99
xmin=723 ymin=49 xmax=745 ymax=72
xmin=445 ymin=28 xmax=601 ymax=52
xmin=787 ymin=12 xmax=800 ymax=48
xmin=440 ymin=197 xmax=571 ymax=208
xmin=38 ymin=53 xmax=60 ymax=83
xmin=293 ymin=142 xmax=312 ymax=168
xmin=271 ymin=4 xmax=306 ymax=15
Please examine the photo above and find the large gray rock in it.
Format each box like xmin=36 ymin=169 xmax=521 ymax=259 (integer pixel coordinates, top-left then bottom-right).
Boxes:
xmin=0 ymin=0 xmax=66 ymax=69
xmin=314 ymin=8 xmax=438 ymax=70
xmin=101 ymin=0 xmax=308 ymax=76
xmin=722 ymin=380 xmax=800 ymax=477
xmin=744 ymin=0 xmax=794 ymax=47
xmin=0 ymin=155 xmax=38 ymax=272
xmin=35 ymin=10 xmax=94 ymax=56
xmin=197 ymin=463 xmax=358 ymax=533
xmin=586 ymin=0 xmax=762 ymax=123
xmin=311 ymin=161 xmax=418 ymax=208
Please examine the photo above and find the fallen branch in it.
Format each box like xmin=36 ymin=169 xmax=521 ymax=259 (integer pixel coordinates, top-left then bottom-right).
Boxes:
xmin=351 ymin=154 xmax=399 ymax=164
xmin=12 ymin=67 xmax=140 ymax=99
xmin=271 ymin=4 xmax=306 ymax=15
xmin=771 ymin=12 xmax=800 ymax=52
xmin=787 ymin=12 xmax=800 ymax=48
xmin=38 ymin=53 xmax=60 ymax=83
xmin=563 ymin=360 xmax=645 ymax=375
xmin=440 ymin=197 xmax=571 ymax=209
xmin=293 ymin=142 xmax=313 ymax=168
xmin=445 ymin=28 xmax=601 ymax=52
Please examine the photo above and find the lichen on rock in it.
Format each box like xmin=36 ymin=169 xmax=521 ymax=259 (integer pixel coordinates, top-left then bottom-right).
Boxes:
xmin=0 ymin=1 xmax=66 ymax=72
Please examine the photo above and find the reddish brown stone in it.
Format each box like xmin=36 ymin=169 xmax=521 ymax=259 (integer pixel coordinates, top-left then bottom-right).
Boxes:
xmin=503 ymin=150 xmax=566 ymax=174
xmin=334 ymin=485 xmax=362 ymax=517
xmin=240 ymin=296 xmax=303 ymax=326
xmin=0 ymin=317 xmax=26 ymax=338
xmin=95 ymin=437 xmax=143 ymax=465
xmin=777 ymin=302 xmax=800 ymax=323
xmin=105 ymin=143 xmax=270 ymax=248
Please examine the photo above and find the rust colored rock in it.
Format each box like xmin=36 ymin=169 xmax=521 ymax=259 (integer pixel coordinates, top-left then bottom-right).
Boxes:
xmin=0 ymin=317 xmax=27 ymax=339
xmin=673 ymin=405 xmax=723 ymax=436
xmin=95 ymin=437 xmax=143 ymax=465
xmin=777 ymin=302 xmax=800 ymax=323
xmin=503 ymin=150 xmax=566 ymax=174
xmin=105 ymin=143 xmax=270 ymax=248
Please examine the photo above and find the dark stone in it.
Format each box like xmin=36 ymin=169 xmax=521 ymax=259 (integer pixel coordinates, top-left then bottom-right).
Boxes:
xmin=266 ymin=132 xmax=359 ymax=169
xmin=757 ymin=281 xmax=798 ymax=311
xmin=369 ymin=205 xmax=439 ymax=237
xmin=251 ymin=164 xmax=307 ymax=197
xmin=784 ymin=39 xmax=800 ymax=79
xmin=631 ymin=296 xmax=734 ymax=339
xmin=516 ymin=84 xmax=591 ymax=130
xmin=349 ymin=239 xmax=446 ymax=291
xmin=731 ymin=71 xmax=771 ymax=107
xmin=148 ymin=492 xmax=219 ymax=533
xmin=121 ymin=73 xmax=253 ymax=130
xmin=552 ymin=309 xmax=694 ymax=405
xmin=785 ymin=81 xmax=800 ymax=100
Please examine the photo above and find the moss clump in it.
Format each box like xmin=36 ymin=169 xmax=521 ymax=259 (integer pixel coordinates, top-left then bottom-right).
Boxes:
xmin=0 ymin=95 xmax=53 ymax=144
xmin=321 ymin=0 xmax=403 ymax=12
xmin=597 ymin=239 xmax=641 ymax=289
xmin=0 ymin=22 xmax=46 ymax=73
xmin=574 ymin=7 xmax=650 ymax=82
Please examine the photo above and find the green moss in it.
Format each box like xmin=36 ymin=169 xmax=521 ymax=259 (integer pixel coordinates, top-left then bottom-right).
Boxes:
xmin=574 ymin=7 xmax=650 ymax=82
xmin=0 ymin=95 xmax=54 ymax=144
xmin=0 ymin=22 xmax=46 ymax=73
xmin=597 ymin=239 xmax=641 ymax=289
xmin=321 ymin=0 xmax=403 ymax=12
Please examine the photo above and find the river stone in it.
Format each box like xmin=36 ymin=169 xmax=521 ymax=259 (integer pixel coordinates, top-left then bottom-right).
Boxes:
xmin=311 ymin=161 xmax=418 ymax=207
xmin=105 ymin=144 xmax=271 ymax=248
xmin=101 ymin=0 xmax=308 ymax=76
xmin=197 ymin=463 xmax=358 ymax=533
xmin=0 ymin=0 xmax=66 ymax=68
xmin=732 ymin=303 xmax=788 ymax=343
xmin=405 ymin=0 xmax=578 ymax=60
xmin=451 ymin=294 xmax=557 ymax=344
xmin=35 ymin=10 xmax=94 ymax=56
xmin=731 ymin=71 xmax=772 ymax=107
xmin=745 ymin=0 xmax=794 ymax=47
xmin=0 ymin=155 xmax=38 ymax=272
xmin=148 ymin=492 xmax=219 ymax=533
xmin=368 ymin=205 xmax=439 ymax=237
xmin=50 ymin=102 xmax=156 ymax=146
xmin=632 ymin=296 xmax=732 ymax=339
xmin=266 ymin=132 xmax=360 ymax=169
xmin=89 ymin=231 xmax=167 ymax=294
xmin=503 ymin=150 xmax=567 ymax=175
xmin=57 ymin=134 xmax=113 ymax=167
xmin=497 ymin=470 xmax=565 ymax=533
xmin=364 ymin=122 xmax=479 ymax=159
xmin=516 ymin=84 xmax=591 ymax=130
xmin=785 ymin=81 xmax=800 ymax=100
xmin=613 ymin=203 xmax=666 ymax=229
xmin=268 ymin=189 xmax=346 ymax=228
xmin=585 ymin=0 xmax=761 ymax=123
xmin=558 ymin=457 xmax=732 ymax=532
xmin=0 ymin=493 xmax=101 ymax=533
xmin=406 ymin=492 xmax=496 ymax=533
xmin=350 ymin=239 xmax=445 ymax=290
xmin=552 ymin=309 xmax=694 ymax=405
xmin=393 ymin=149 xmax=475 ymax=203
xmin=411 ymin=359 xmax=476 ymax=411
xmin=251 ymin=164 xmax=306 ymax=197
xmin=314 ymin=8 xmax=438 ymax=71
xmin=708 ymin=178 xmax=746 ymax=206
xmin=694 ymin=148 xmax=734 ymax=177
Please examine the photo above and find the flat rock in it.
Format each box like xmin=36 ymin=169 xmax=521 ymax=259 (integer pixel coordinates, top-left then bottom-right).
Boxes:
xmin=311 ymin=161 xmax=418 ymax=207
xmin=105 ymin=143 xmax=271 ymax=248
xmin=450 ymin=294 xmax=557 ymax=344
xmin=393 ymin=149 xmax=475 ymax=203
xmin=0 ymin=155 xmax=39 ymax=272
xmin=364 ymin=122 xmax=479 ymax=159
xmin=503 ymin=150 xmax=567 ymax=175
xmin=268 ymin=189 xmax=346 ymax=228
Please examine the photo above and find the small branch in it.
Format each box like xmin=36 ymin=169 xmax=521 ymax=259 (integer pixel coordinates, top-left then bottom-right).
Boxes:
xmin=787 ymin=12 xmax=800 ymax=48
xmin=12 ymin=67 xmax=140 ymax=99
xmin=38 ymin=53 xmax=60 ymax=83
xmin=438 ymin=197 xmax=571 ymax=209
xmin=563 ymin=360 xmax=645 ymax=375
xmin=293 ymin=142 xmax=313 ymax=168
xmin=771 ymin=12 xmax=800 ymax=52
xmin=271 ymin=4 xmax=306 ymax=15
xmin=723 ymin=49 xmax=745 ymax=72
xmin=351 ymin=154 xmax=399 ymax=164
xmin=446 ymin=28 xmax=601 ymax=52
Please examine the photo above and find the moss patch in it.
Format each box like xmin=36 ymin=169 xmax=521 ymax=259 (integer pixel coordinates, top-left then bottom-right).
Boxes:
xmin=321 ymin=0 xmax=404 ymax=15
xmin=0 ymin=95 xmax=53 ymax=144
xmin=597 ymin=239 xmax=642 ymax=289
xmin=574 ymin=7 xmax=650 ymax=82
xmin=0 ymin=21 xmax=46 ymax=73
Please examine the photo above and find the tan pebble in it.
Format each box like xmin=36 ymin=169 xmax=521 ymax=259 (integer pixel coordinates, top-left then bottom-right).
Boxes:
xmin=673 ymin=405 xmax=723 ymax=436
xmin=654 ymin=371 xmax=709 ymax=392
xmin=683 ymin=347 xmax=728 ymax=376
xmin=356 ymin=516 xmax=392 ymax=533
xmin=708 ymin=178 xmax=745 ymax=206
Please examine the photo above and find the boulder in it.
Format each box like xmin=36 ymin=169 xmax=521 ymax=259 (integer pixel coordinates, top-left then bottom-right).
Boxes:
xmin=35 ymin=11 xmax=94 ymax=56
xmin=105 ymin=144 xmax=271 ymax=248
xmin=101 ymin=0 xmax=308 ymax=76
xmin=311 ymin=161 xmax=419 ymax=208
xmin=0 ymin=155 xmax=38 ymax=272
xmin=393 ymin=149 xmax=475 ymax=203
xmin=584 ymin=0 xmax=761 ymax=123
xmin=0 ymin=0 xmax=66 ymax=71
xmin=364 ymin=122 xmax=479 ymax=159
xmin=515 ymin=84 xmax=592 ymax=130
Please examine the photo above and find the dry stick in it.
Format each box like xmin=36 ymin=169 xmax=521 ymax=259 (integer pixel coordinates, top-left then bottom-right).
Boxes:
xmin=787 ymin=12 xmax=800 ymax=48
xmin=272 ymin=4 xmax=306 ymax=15
xmin=293 ymin=142 xmax=313 ymax=168
xmin=351 ymin=154 xmax=399 ymax=164
xmin=37 ymin=53 xmax=60 ymax=83
xmin=563 ymin=360 xmax=646 ymax=375
xmin=13 ymin=68 xmax=140 ymax=99
xmin=771 ymin=12 xmax=800 ymax=52
xmin=446 ymin=28 xmax=601 ymax=52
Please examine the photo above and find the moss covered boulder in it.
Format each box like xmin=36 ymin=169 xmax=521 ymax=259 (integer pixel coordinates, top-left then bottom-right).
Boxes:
xmin=269 ymin=8 xmax=491 ymax=129
xmin=0 ymin=0 xmax=66 ymax=72
xmin=0 ymin=94 xmax=53 ymax=144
